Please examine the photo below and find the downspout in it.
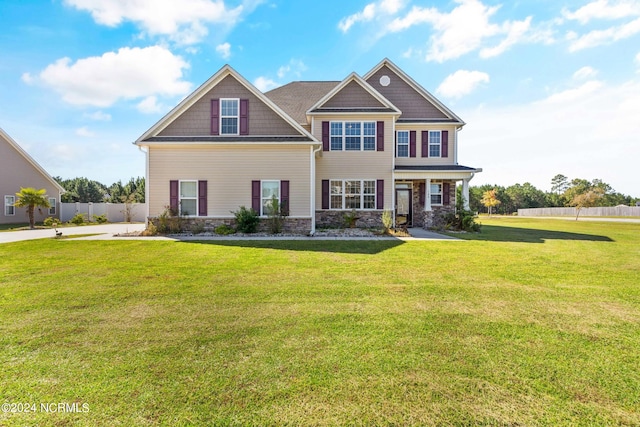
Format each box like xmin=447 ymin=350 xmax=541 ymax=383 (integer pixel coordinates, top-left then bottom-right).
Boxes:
xmin=310 ymin=144 xmax=322 ymax=235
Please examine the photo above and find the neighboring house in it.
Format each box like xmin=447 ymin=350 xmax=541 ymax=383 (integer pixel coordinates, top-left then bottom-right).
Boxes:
xmin=0 ymin=128 xmax=65 ymax=225
xmin=135 ymin=58 xmax=481 ymax=233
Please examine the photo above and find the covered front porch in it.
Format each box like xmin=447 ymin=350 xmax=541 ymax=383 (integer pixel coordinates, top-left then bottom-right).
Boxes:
xmin=393 ymin=165 xmax=481 ymax=229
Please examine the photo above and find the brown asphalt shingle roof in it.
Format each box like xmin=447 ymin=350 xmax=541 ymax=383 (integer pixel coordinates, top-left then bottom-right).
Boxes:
xmin=265 ymin=81 xmax=339 ymax=125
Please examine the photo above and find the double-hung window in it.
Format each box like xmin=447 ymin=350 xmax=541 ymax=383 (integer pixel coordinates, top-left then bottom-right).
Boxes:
xmin=220 ymin=98 xmax=239 ymax=135
xmin=396 ymin=131 xmax=409 ymax=157
xmin=48 ymin=198 xmax=56 ymax=215
xmin=429 ymin=131 xmax=441 ymax=157
xmin=261 ymin=180 xmax=280 ymax=216
xmin=430 ymin=182 xmax=443 ymax=205
xmin=329 ymin=121 xmax=376 ymax=151
xmin=4 ymin=196 xmax=15 ymax=216
xmin=329 ymin=179 xmax=376 ymax=210
xmin=179 ymin=181 xmax=197 ymax=216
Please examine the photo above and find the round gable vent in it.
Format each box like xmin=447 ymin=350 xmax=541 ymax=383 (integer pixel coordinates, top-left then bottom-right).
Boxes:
xmin=379 ymin=75 xmax=391 ymax=86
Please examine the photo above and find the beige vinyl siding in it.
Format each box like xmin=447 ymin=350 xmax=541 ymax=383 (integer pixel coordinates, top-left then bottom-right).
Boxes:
xmin=312 ymin=114 xmax=394 ymax=210
xmin=148 ymin=144 xmax=311 ymax=217
xmin=322 ymin=81 xmax=386 ymax=108
xmin=394 ymin=124 xmax=458 ymax=166
xmin=159 ymin=75 xmax=301 ymax=137
xmin=366 ymin=65 xmax=448 ymax=120
xmin=0 ymin=134 xmax=61 ymax=224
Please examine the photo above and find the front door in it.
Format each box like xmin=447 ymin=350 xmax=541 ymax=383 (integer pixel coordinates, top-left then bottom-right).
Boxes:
xmin=395 ymin=189 xmax=412 ymax=227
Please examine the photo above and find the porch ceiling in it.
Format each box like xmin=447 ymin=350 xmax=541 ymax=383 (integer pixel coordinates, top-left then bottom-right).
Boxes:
xmin=394 ymin=165 xmax=482 ymax=180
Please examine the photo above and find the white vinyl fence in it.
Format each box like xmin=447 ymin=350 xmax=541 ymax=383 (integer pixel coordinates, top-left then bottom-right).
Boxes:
xmin=60 ymin=202 xmax=146 ymax=223
xmin=518 ymin=206 xmax=640 ymax=217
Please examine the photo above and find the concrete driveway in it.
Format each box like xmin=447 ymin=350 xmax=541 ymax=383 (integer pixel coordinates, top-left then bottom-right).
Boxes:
xmin=0 ymin=223 xmax=146 ymax=244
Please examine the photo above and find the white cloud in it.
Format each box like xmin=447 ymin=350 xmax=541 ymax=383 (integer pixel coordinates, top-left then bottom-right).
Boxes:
xmin=277 ymin=59 xmax=307 ymax=79
xmin=216 ymin=42 xmax=231 ymax=59
xmin=567 ymin=17 xmax=640 ymax=51
xmin=84 ymin=111 xmax=112 ymax=121
xmin=636 ymin=52 xmax=640 ymax=69
xmin=562 ymin=0 xmax=640 ymax=24
xmin=338 ymin=0 xmax=405 ymax=33
xmin=436 ymin=70 xmax=490 ymax=99
xmin=136 ymin=96 xmax=165 ymax=114
xmin=459 ymin=78 xmax=640 ymax=196
xmin=64 ymin=0 xmax=244 ymax=45
xmin=573 ymin=66 xmax=598 ymax=80
xmin=253 ymin=76 xmax=279 ymax=92
xmin=36 ymin=46 xmax=191 ymax=107
xmin=387 ymin=0 xmax=536 ymax=62
xmin=21 ymin=72 xmax=34 ymax=84
xmin=76 ymin=126 xmax=95 ymax=137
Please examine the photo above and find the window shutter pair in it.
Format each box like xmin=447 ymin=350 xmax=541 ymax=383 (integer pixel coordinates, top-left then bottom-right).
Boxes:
xmin=420 ymin=130 xmax=449 ymax=157
xmin=321 ymin=179 xmax=383 ymax=209
xmin=211 ymin=99 xmax=249 ymax=135
xmin=169 ymin=180 xmax=207 ymax=216
xmin=251 ymin=180 xmax=289 ymax=215
xmin=321 ymin=121 xmax=385 ymax=151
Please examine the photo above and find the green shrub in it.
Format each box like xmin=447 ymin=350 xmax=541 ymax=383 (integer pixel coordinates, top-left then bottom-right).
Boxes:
xmin=381 ymin=210 xmax=393 ymax=232
xmin=142 ymin=222 xmax=158 ymax=236
xmin=93 ymin=214 xmax=108 ymax=224
xmin=43 ymin=217 xmax=58 ymax=227
xmin=232 ymin=206 xmax=260 ymax=233
xmin=267 ymin=196 xmax=286 ymax=234
xmin=190 ymin=222 xmax=205 ymax=235
xmin=157 ymin=205 xmax=183 ymax=234
xmin=69 ymin=213 xmax=86 ymax=225
xmin=214 ymin=224 xmax=235 ymax=235
xmin=343 ymin=209 xmax=359 ymax=228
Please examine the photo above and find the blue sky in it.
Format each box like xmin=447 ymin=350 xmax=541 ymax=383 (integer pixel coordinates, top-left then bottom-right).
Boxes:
xmin=1 ymin=0 xmax=639 ymax=196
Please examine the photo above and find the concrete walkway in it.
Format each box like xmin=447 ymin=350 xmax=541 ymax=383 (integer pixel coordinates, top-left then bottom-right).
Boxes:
xmin=0 ymin=223 xmax=146 ymax=244
xmin=0 ymin=224 xmax=459 ymax=243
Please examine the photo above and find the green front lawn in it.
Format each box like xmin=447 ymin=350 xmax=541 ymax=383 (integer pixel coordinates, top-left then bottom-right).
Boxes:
xmin=1 ymin=218 xmax=639 ymax=425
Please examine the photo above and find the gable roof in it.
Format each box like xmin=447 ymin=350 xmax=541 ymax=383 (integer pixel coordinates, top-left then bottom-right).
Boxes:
xmin=307 ymin=72 xmax=401 ymax=116
xmin=265 ymin=81 xmax=339 ymax=125
xmin=0 ymin=127 xmax=65 ymax=193
xmin=135 ymin=64 xmax=318 ymax=144
xmin=363 ymin=58 xmax=465 ymax=125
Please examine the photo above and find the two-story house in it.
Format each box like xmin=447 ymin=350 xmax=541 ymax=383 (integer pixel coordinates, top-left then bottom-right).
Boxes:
xmin=135 ymin=58 xmax=481 ymax=233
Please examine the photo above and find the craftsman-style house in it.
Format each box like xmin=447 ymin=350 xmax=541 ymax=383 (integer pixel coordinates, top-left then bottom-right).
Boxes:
xmin=135 ymin=58 xmax=481 ymax=233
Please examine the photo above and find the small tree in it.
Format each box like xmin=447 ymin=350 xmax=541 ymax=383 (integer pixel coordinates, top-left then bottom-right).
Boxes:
xmin=570 ymin=188 xmax=604 ymax=220
xmin=481 ymin=189 xmax=501 ymax=216
xmin=14 ymin=187 xmax=51 ymax=230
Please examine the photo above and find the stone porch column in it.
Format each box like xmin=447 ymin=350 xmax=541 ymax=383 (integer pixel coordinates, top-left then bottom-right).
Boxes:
xmin=462 ymin=178 xmax=470 ymax=210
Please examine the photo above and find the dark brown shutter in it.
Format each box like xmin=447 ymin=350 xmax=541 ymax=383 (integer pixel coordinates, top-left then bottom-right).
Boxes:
xmin=442 ymin=130 xmax=449 ymax=157
xmin=240 ymin=99 xmax=249 ymax=135
xmin=251 ymin=180 xmax=261 ymax=213
xmin=321 ymin=179 xmax=329 ymax=209
xmin=211 ymin=99 xmax=219 ymax=135
xmin=376 ymin=179 xmax=384 ymax=210
xmin=198 ymin=180 xmax=207 ymax=216
xmin=421 ymin=131 xmax=429 ymax=157
xmin=322 ymin=121 xmax=329 ymax=151
xmin=419 ymin=182 xmax=425 ymax=206
xmin=169 ymin=180 xmax=179 ymax=212
xmin=376 ymin=121 xmax=384 ymax=151
xmin=280 ymin=180 xmax=289 ymax=216
xmin=410 ymin=131 xmax=416 ymax=158
xmin=443 ymin=182 xmax=451 ymax=205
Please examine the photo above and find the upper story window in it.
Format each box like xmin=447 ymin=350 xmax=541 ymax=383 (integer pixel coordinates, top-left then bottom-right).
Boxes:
xmin=396 ymin=131 xmax=409 ymax=158
xmin=429 ymin=131 xmax=441 ymax=157
xmin=330 ymin=121 xmax=376 ymax=151
xmin=4 ymin=196 xmax=15 ymax=216
xmin=220 ymin=98 xmax=239 ymax=135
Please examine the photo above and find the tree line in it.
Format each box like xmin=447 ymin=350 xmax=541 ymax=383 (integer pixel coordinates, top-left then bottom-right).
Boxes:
xmin=468 ymin=174 xmax=638 ymax=215
xmin=54 ymin=177 xmax=145 ymax=203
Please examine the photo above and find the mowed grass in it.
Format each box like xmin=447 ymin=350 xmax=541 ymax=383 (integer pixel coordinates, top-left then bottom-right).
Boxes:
xmin=1 ymin=218 xmax=639 ymax=426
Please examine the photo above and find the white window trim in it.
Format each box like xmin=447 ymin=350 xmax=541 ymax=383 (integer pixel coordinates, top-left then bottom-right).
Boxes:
xmin=429 ymin=130 xmax=442 ymax=158
xmin=4 ymin=195 xmax=15 ymax=216
xmin=179 ymin=180 xmax=198 ymax=217
xmin=328 ymin=179 xmax=376 ymax=210
xmin=430 ymin=181 xmax=443 ymax=206
xmin=48 ymin=197 xmax=56 ymax=216
xmin=396 ymin=130 xmax=409 ymax=158
xmin=220 ymin=98 xmax=240 ymax=136
xmin=329 ymin=121 xmax=376 ymax=151
xmin=260 ymin=180 xmax=280 ymax=217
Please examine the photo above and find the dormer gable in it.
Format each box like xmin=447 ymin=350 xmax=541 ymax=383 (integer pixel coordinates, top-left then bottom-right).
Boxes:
xmin=307 ymin=72 xmax=400 ymax=116
xmin=364 ymin=58 xmax=464 ymax=125
xmin=136 ymin=65 xmax=316 ymax=144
